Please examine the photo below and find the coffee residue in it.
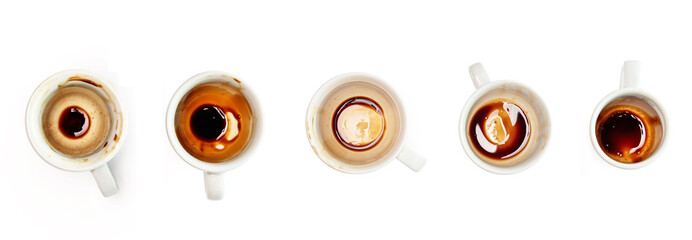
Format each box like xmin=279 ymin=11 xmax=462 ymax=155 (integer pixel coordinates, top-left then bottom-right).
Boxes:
xmin=174 ymin=81 xmax=255 ymax=163
xmin=469 ymin=100 xmax=530 ymax=160
xmin=331 ymin=97 xmax=385 ymax=151
xmin=595 ymin=96 xmax=664 ymax=164
xmin=58 ymin=106 xmax=91 ymax=139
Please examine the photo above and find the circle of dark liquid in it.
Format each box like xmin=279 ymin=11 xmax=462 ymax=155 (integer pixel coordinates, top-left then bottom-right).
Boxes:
xmin=469 ymin=101 xmax=530 ymax=160
xmin=332 ymin=97 xmax=384 ymax=151
xmin=59 ymin=106 xmax=90 ymax=139
xmin=597 ymin=110 xmax=646 ymax=159
xmin=190 ymin=104 xmax=228 ymax=142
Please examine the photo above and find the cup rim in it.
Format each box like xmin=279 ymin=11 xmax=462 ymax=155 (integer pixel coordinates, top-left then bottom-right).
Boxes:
xmin=165 ymin=71 xmax=262 ymax=173
xmin=458 ymin=80 xmax=551 ymax=175
xmin=589 ymin=87 xmax=667 ymax=169
xmin=305 ymin=72 xmax=407 ymax=174
xmin=25 ymin=70 xmax=127 ymax=172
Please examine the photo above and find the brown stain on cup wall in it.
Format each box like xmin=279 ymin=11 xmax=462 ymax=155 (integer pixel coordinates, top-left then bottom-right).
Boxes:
xmin=65 ymin=76 xmax=103 ymax=88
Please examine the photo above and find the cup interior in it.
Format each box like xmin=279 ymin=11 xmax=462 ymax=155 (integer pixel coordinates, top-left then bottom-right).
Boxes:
xmin=166 ymin=72 xmax=262 ymax=173
xmin=459 ymin=81 xmax=550 ymax=174
xmin=26 ymin=70 xmax=126 ymax=172
xmin=306 ymin=73 xmax=406 ymax=173
xmin=590 ymin=88 xmax=666 ymax=169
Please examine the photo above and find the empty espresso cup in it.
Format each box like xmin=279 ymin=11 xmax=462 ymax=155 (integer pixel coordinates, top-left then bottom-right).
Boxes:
xmin=459 ymin=63 xmax=551 ymax=174
xmin=166 ymin=72 xmax=262 ymax=200
xmin=26 ymin=70 xmax=126 ymax=197
xmin=306 ymin=73 xmax=426 ymax=173
xmin=590 ymin=61 xmax=667 ymax=169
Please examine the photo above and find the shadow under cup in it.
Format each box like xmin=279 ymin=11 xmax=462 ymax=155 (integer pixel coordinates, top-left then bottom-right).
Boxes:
xmin=307 ymin=78 xmax=403 ymax=171
xmin=463 ymin=82 xmax=550 ymax=170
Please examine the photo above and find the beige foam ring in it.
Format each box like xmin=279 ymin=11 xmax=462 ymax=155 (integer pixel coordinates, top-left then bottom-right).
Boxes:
xmin=42 ymin=85 xmax=111 ymax=158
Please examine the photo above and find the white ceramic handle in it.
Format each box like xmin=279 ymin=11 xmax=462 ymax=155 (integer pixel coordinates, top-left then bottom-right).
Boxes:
xmin=620 ymin=60 xmax=640 ymax=89
xmin=469 ymin=62 xmax=491 ymax=89
xmin=91 ymin=163 xmax=119 ymax=197
xmin=204 ymin=171 xmax=224 ymax=200
xmin=396 ymin=146 xmax=426 ymax=172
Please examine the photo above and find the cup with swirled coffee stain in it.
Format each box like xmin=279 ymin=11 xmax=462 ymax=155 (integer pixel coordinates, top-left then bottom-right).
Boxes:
xmin=459 ymin=63 xmax=551 ymax=174
xmin=590 ymin=61 xmax=666 ymax=169
xmin=306 ymin=73 xmax=426 ymax=173
xmin=166 ymin=72 xmax=261 ymax=200
xmin=26 ymin=70 xmax=126 ymax=197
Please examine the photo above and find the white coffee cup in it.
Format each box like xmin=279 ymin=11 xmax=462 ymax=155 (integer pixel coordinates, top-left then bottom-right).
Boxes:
xmin=459 ymin=63 xmax=551 ymax=174
xmin=306 ymin=72 xmax=426 ymax=173
xmin=26 ymin=70 xmax=126 ymax=197
xmin=166 ymin=72 xmax=262 ymax=200
xmin=589 ymin=61 xmax=667 ymax=169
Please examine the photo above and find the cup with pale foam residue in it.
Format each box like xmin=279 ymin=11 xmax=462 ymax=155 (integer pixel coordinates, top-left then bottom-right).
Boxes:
xmin=26 ymin=70 xmax=126 ymax=197
xmin=306 ymin=73 xmax=426 ymax=174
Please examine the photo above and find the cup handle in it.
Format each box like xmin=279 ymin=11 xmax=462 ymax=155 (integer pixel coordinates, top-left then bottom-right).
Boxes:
xmin=469 ymin=62 xmax=491 ymax=89
xmin=91 ymin=163 xmax=119 ymax=197
xmin=620 ymin=60 xmax=640 ymax=89
xmin=396 ymin=146 xmax=426 ymax=172
xmin=204 ymin=171 xmax=224 ymax=200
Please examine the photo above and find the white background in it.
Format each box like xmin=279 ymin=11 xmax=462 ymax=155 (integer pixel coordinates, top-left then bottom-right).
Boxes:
xmin=1 ymin=0 xmax=690 ymax=239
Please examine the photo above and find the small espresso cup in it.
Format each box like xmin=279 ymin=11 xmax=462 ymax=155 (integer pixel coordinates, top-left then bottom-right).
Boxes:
xmin=166 ymin=72 xmax=262 ymax=200
xmin=590 ymin=61 xmax=667 ymax=169
xmin=459 ymin=63 xmax=551 ymax=174
xmin=26 ymin=70 xmax=126 ymax=197
xmin=306 ymin=73 xmax=426 ymax=173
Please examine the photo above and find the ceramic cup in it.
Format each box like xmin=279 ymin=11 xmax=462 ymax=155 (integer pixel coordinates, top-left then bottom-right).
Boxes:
xmin=590 ymin=61 xmax=667 ymax=169
xmin=26 ymin=70 xmax=126 ymax=197
xmin=459 ymin=63 xmax=551 ymax=174
xmin=306 ymin=72 xmax=426 ymax=173
xmin=166 ymin=72 xmax=262 ymax=200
